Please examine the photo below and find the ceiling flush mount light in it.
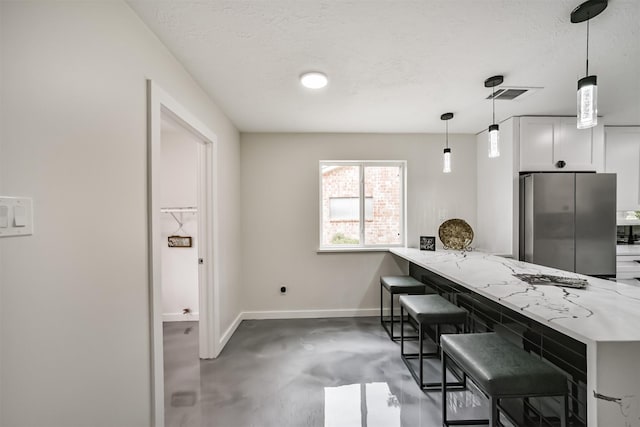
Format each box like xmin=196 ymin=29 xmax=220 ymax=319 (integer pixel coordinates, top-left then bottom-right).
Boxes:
xmin=571 ymin=0 xmax=608 ymax=129
xmin=441 ymin=113 xmax=454 ymax=173
xmin=485 ymin=75 xmax=504 ymax=158
xmin=300 ymin=72 xmax=328 ymax=89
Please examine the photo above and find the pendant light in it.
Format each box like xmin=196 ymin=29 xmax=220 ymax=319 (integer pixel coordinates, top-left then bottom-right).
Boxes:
xmin=441 ymin=113 xmax=454 ymax=173
xmin=571 ymin=0 xmax=608 ymax=129
xmin=484 ymin=75 xmax=504 ymax=158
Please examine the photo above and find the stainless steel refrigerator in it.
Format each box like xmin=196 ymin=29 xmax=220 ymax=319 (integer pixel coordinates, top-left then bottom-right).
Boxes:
xmin=519 ymin=173 xmax=616 ymax=277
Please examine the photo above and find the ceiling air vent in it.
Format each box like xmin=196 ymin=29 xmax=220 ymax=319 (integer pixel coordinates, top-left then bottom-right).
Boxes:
xmin=487 ymin=86 xmax=541 ymax=101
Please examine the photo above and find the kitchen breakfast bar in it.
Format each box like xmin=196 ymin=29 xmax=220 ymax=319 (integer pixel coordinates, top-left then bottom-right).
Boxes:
xmin=390 ymin=247 xmax=640 ymax=427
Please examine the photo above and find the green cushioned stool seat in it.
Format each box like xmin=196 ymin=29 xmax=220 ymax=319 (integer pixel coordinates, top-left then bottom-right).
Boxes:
xmin=400 ymin=294 xmax=467 ymax=325
xmin=379 ymin=275 xmax=435 ymax=341
xmin=399 ymin=294 xmax=467 ymax=391
xmin=381 ymin=275 xmax=428 ymax=294
xmin=441 ymin=332 xmax=568 ymax=427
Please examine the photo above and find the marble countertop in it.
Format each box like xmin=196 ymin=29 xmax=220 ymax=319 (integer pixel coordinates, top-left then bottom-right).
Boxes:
xmin=617 ymin=245 xmax=640 ymax=256
xmin=390 ymin=248 xmax=640 ymax=344
xmin=615 ymin=278 xmax=640 ymax=287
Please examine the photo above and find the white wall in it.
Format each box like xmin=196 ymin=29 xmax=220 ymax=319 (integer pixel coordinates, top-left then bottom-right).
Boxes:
xmin=0 ymin=3 xmax=3 ymax=421
xmin=160 ymin=128 xmax=199 ymax=321
xmin=240 ymin=133 xmax=477 ymax=315
xmin=475 ymin=118 xmax=519 ymax=257
xmin=605 ymin=126 xmax=640 ymax=212
xmin=0 ymin=2 xmax=241 ymax=426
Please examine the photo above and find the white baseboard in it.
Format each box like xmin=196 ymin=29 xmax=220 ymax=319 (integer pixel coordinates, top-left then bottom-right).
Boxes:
xmin=218 ymin=311 xmax=243 ymax=353
xmin=242 ymin=308 xmax=383 ymax=320
xmin=163 ymin=312 xmax=200 ymax=322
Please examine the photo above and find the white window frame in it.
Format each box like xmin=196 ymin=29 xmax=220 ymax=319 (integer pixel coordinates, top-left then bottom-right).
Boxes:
xmin=319 ymin=160 xmax=407 ymax=251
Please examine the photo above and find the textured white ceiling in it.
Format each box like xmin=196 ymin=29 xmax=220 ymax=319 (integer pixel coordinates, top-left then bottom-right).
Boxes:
xmin=128 ymin=0 xmax=640 ymax=133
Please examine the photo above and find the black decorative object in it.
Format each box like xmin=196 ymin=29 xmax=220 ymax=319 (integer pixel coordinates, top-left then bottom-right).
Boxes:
xmin=420 ymin=236 xmax=436 ymax=251
xmin=514 ymin=274 xmax=588 ymax=289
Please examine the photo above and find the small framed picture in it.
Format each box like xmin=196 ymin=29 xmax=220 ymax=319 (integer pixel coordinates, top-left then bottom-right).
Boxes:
xmin=420 ymin=236 xmax=436 ymax=251
xmin=168 ymin=235 xmax=192 ymax=248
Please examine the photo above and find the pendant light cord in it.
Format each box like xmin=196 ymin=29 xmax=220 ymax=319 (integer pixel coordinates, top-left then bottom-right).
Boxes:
xmin=445 ymin=121 xmax=449 ymax=149
xmin=586 ymin=18 xmax=590 ymax=76
xmin=492 ymin=86 xmax=496 ymax=124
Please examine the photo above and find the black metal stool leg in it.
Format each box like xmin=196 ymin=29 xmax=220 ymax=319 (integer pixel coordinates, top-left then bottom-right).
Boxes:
xmin=571 ymin=382 xmax=579 ymax=418
xmin=390 ymin=292 xmax=395 ymax=339
xmin=400 ymin=306 xmax=405 ymax=355
xmin=399 ymin=294 xmax=467 ymax=393
xmin=380 ymin=282 xmax=383 ymax=327
xmin=489 ymin=396 xmax=498 ymax=427
xmin=442 ymin=352 xmax=448 ymax=427
xmin=419 ymin=322 xmax=423 ymax=387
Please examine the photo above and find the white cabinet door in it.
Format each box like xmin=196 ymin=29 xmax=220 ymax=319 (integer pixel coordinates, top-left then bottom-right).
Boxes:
xmin=605 ymin=127 xmax=640 ymax=211
xmin=520 ymin=116 xmax=602 ymax=172
xmin=557 ymin=117 xmax=597 ymax=171
xmin=520 ymin=117 xmax=556 ymax=171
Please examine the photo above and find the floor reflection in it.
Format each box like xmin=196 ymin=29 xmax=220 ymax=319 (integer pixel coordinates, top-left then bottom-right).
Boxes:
xmin=448 ymin=387 xmax=483 ymax=414
xmin=164 ymin=322 xmax=202 ymax=427
xmin=324 ymin=382 xmax=400 ymax=427
xmin=163 ymin=318 xmax=493 ymax=427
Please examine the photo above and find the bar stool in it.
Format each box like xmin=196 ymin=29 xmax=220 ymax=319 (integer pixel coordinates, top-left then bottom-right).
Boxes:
xmin=380 ymin=276 xmax=434 ymax=341
xmin=441 ymin=332 xmax=568 ymax=427
xmin=399 ymin=294 xmax=467 ymax=390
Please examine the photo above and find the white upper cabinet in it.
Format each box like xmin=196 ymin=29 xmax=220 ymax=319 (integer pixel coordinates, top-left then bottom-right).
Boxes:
xmin=519 ymin=117 xmax=554 ymax=170
xmin=519 ymin=116 xmax=604 ymax=172
xmin=605 ymin=127 xmax=640 ymax=211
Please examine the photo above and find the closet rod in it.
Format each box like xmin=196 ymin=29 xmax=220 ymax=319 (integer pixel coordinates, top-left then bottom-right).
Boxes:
xmin=160 ymin=207 xmax=198 ymax=213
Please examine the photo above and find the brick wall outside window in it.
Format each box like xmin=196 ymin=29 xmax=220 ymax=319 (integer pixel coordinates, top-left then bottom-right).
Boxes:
xmin=321 ymin=165 xmax=401 ymax=246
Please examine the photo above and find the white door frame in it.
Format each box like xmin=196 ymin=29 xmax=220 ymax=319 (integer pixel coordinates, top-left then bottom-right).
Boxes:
xmin=147 ymin=80 xmax=221 ymax=427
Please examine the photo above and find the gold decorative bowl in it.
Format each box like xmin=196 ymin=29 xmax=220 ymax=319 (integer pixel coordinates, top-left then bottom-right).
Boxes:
xmin=438 ymin=219 xmax=474 ymax=250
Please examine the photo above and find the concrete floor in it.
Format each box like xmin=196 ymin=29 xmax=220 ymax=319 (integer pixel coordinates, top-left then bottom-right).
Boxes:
xmin=163 ymin=317 xmax=490 ymax=427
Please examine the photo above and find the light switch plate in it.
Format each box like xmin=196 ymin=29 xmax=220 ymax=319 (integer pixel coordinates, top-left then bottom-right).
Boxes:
xmin=0 ymin=197 xmax=33 ymax=237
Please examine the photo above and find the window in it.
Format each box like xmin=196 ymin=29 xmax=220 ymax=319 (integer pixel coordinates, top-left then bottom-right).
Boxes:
xmin=329 ymin=197 xmax=373 ymax=221
xmin=320 ymin=161 xmax=405 ymax=249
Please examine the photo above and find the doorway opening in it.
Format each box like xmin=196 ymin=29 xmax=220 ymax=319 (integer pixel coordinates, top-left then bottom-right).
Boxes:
xmin=148 ymin=80 xmax=220 ymax=427
xmin=160 ymin=113 xmax=200 ymax=325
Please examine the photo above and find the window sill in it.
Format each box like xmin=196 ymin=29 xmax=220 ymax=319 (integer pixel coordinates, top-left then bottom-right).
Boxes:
xmin=316 ymin=247 xmax=399 ymax=253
